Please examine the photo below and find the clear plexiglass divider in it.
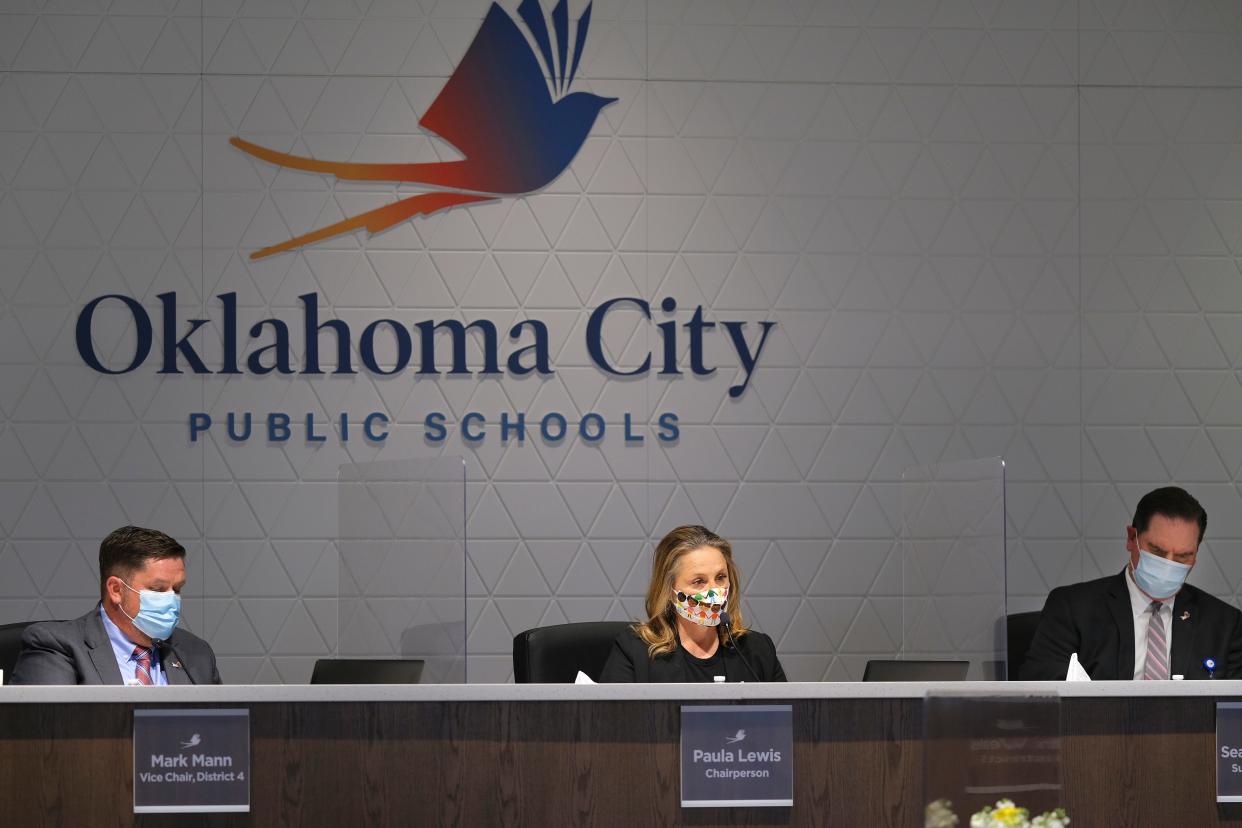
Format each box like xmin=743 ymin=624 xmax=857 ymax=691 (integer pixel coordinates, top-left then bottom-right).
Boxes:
xmin=337 ymin=457 xmax=467 ymax=684
xmin=901 ymin=457 xmax=1007 ymax=681
xmin=922 ymin=692 xmax=1063 ymax=827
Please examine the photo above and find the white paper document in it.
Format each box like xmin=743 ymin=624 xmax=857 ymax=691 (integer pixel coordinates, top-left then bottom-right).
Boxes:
xmin=1066 ymin=652 xmax=1091 ymax=681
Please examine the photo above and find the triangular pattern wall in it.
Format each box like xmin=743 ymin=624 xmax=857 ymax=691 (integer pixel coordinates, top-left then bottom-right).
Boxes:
xmin=2 ymin=0 xmax=1242 ymax=682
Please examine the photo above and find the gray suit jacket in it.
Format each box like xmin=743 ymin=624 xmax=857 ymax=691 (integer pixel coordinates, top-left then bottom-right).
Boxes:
xmin=10 ymin=607 xmax=222 ymax=685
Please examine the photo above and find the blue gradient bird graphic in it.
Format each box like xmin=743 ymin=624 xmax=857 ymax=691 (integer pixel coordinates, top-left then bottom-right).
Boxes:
xmin=230 ymin=0 xmax=617 ymax=259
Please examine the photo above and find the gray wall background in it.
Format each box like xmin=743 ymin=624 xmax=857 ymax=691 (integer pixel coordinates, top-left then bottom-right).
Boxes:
xmin=0 ymin=0 xmax=1239 ymax=682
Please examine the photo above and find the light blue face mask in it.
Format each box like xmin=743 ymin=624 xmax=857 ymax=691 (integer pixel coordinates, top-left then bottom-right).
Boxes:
xmin=1132 ymin=548 xmax=1192 ymax=599
xmin=119 ymin=580 xmax=181 ymax=641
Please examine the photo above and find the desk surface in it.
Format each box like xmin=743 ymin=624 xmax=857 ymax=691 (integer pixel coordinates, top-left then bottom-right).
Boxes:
xmin=4 ymin=682 xmax=1242 ymax=826
xmin=3 ymin=678 xmax=1242 ymax=702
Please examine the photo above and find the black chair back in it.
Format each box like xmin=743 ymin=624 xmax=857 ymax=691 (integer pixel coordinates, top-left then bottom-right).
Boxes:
xmin=1006 ymin=611 xmax=1043 ymax=680
xmin=310 ymin=658 xmax=424 ymax=684
xmin=0 ymin=621 xmax=35 ymax=680
xmin=513 ymin=621 xmax=631 ymax=683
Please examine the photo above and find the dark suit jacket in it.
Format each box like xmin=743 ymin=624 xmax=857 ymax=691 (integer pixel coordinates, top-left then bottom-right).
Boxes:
xmin=598 ymin=626 xmax=786 ymax=683
xmin=1021 ymin=570 xmax=1242 ymax=680
xmin=10 ymin=607 xmax=223 ymax=685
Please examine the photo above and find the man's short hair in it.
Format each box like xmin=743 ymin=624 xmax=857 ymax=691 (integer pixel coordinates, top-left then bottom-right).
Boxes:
xmin=1131 ymin=486 xmax=1207 ymax=544
xmin=99 ymin=526 xmax=186 ymax=589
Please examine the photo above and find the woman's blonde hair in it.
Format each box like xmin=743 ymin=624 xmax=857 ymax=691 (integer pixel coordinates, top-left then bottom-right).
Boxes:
xmin=634 ymin=525 xmax=748 ymax=657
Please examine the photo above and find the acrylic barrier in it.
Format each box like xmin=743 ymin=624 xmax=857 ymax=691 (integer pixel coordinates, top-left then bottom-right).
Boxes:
xmin=337 ymin=457 xmax=467 ymax=683
xmin=901 ymin=457 xmax=1007 ymax=680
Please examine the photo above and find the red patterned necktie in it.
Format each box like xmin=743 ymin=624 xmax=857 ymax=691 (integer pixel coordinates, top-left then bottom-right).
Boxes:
xmin=1142 ymin=601 xmax=1169 ymax=680
xmin=133 ymin=645 xmax=154 ymax=686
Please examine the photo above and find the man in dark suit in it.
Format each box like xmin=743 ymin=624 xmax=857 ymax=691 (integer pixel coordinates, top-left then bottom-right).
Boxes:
xmin=11 ymin=526 xmax=221 ymax=685
xmin=1022 ymin=486 xmax=1242 ymax=681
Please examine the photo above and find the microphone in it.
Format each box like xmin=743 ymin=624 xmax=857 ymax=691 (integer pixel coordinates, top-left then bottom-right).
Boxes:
xmin=719 ymin=610 xmax=762 ymax=682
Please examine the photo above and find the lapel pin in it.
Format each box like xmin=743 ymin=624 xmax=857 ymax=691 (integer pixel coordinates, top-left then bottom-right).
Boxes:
xmin=172 ymin=661 xmax=182 ymax=669
xmin=1180 ymin=611 xmax=1190 ymax=621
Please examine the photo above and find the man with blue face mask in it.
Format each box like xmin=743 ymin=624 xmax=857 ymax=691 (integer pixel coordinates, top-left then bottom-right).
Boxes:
xmin=1022 ymin=487 xmax=1242 ymax=681
xmin=10 ymin=526 xmax=221 ymax=685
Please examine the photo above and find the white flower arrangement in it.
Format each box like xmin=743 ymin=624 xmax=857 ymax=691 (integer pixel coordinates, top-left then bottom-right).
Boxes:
xmin=924 ymin=798 xmax=960 ymax=828
xmin=969 ymin=799 xmax=1069 ymax=828
xmin=925 ymin=798 xmax=1069 ymax=828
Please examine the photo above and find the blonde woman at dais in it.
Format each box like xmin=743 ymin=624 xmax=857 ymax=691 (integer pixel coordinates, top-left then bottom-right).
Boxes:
xmin=599 ymin=525 xmax=786 ymax=683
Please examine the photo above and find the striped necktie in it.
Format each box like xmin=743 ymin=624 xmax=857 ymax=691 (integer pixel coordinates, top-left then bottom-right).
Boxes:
xmin=133 ymin=645 xmax=154 ymax=685
xmin=1141 ymin=601 xmax=1169 ymax=680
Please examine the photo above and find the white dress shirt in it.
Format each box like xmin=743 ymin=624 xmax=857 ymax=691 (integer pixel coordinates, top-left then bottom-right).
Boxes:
xmin=1125 ymin=566 xmax=1173 ymax=680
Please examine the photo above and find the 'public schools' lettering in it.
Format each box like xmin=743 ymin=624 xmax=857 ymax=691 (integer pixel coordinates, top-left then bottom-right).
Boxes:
xmin=75 ymin=293 xmax=775 ymax=399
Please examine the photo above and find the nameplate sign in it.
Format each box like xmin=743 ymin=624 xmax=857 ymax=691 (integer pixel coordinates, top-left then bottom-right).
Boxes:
xmin=1217 ymin=702 xmax=1242 ymax=801
xmin=680 ymin=704 xmax=793 ymax=807
xmin=133 ymin=708 xmax=250 ymax=813
xmin=924 ymin=693 xmax=1062 ymax=817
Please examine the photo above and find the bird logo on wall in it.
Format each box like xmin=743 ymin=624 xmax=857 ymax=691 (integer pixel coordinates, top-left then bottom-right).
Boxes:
xmin=230 ymin=0 xmax=616 ymax=260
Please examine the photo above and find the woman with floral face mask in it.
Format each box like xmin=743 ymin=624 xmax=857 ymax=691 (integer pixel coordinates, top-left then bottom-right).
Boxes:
xmin=599 ymin=525 xmax=786 ymax=682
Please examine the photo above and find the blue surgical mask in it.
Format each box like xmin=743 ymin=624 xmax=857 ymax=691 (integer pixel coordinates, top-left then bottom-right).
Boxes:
xmin=119 ymin=580 xmax=182 ymax=641
xmin=1132 ymin=548 xmax=1191 ymax=599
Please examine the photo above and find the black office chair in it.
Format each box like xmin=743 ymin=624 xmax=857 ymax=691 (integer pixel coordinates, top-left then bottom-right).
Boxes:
xmin=0 ymin=620 xmax=35 ymax=679
xmin=1006 ymin=611 xmax=1042 ymax=680
xmin=513 ymin=621 xmax=630 ymax=683
xmin=310 ymin=658 xmax=425 ymax=684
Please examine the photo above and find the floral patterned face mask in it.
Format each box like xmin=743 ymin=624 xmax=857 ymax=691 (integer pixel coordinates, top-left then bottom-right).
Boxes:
xmin=671 ymin=586 xmax=728 ymax=627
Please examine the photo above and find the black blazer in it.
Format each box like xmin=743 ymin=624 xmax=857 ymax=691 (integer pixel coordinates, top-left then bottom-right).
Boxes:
xmin=1021 ymin=570 xmax=1242 ymax=680
xmin=10 ymin=607 xmax=222 ymax=685
xmin=598 ymin=626 xmax=786 ymax=683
